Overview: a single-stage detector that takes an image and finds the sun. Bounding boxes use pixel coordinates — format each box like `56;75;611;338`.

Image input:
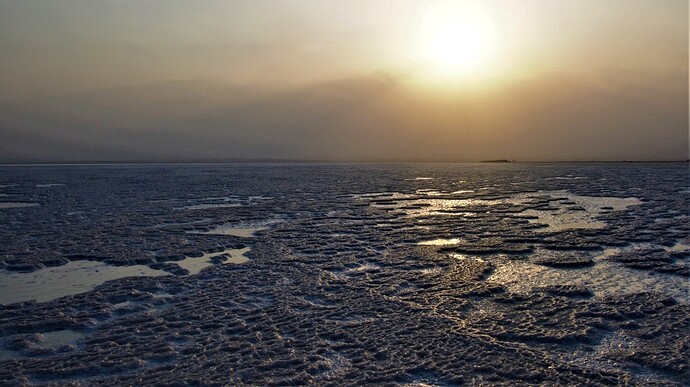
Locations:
418;1;497;77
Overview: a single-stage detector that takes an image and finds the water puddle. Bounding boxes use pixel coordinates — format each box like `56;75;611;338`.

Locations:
593;248;623;260
665;242;690;252
361;193;503;217
0;246;256;305
176;247;251;275
203;220;279;237
0;209;265;304
487;260;688;303
0;330;83;359
418;238;462;246
113;300;133;308
0;261;168;305
449;253;485;262
591;240;688;262
359;190;641;231
514;191;641;232
0;202;39;209
38;330;83;350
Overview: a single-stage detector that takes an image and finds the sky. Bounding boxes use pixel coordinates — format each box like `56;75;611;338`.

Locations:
0;0;687;162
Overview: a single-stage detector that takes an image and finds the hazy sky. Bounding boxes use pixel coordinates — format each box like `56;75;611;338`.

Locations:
0;0;687;162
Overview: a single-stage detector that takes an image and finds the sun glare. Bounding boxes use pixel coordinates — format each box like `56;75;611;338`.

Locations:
418;1;497;78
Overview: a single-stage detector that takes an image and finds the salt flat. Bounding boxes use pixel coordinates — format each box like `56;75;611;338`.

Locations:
0;163;687;385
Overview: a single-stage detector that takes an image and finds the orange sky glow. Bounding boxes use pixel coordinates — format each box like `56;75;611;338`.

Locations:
0;0;687;162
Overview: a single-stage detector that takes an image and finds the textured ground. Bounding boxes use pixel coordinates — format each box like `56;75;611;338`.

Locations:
0;163;688;385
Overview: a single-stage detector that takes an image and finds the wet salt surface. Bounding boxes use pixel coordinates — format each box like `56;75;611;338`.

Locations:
0;163;688;385
175;195;273;211
179;203;244;210
0;202;38;209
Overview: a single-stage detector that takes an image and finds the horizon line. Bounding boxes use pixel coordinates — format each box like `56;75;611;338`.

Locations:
0;159;688;166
